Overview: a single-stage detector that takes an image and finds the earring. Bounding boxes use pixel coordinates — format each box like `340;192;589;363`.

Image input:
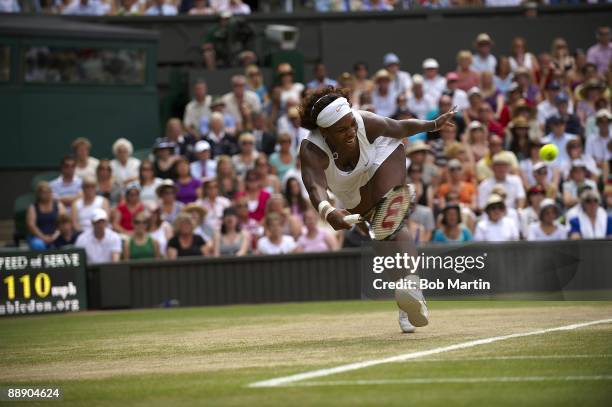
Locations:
332;152;339;160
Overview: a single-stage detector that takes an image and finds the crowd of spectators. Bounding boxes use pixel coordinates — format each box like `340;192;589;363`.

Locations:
0;0;602;15
24;26;611;264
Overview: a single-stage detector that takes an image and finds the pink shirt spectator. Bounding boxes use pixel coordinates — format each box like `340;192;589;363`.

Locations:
586;43;612;75
297;229;331;253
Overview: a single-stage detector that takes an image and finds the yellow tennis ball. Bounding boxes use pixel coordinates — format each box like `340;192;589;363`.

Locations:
539;144;558;161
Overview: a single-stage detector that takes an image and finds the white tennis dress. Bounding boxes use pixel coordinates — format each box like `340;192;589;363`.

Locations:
304;109;403;209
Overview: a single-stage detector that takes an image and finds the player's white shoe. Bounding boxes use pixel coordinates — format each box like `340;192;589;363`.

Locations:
398;309;416;333
395;275;429;328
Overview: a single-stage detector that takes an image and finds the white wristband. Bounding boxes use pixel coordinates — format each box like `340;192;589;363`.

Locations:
318;200;331;216
324;205;336;220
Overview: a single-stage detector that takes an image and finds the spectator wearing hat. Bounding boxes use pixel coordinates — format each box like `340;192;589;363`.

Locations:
190;140;217;180
174;157;201;205
167;213;209;259
405;141;438;185
112;182;145;236
568;190;612;239
464;86;484;124
560;138;599;181
203;112;239;157
199;97;237;136
72;177;110;234
586;26;611;76
478;152;525;210
152;140;179;180
156;179;184;224
383;53;412;97
585;109;612;174
183;79;212;138
182;203;214;243
432;204;473;243
232;132;259;177
276;63;304;109
437;159;477;211
123;211;160;260
475;135;518;182
26;181;66;250
494;56;514;96
222;75;262;132
577;80;606;125
75;208;122;264
453;50;480;92
527;199;566;241
474;194;520;241
72;138;99;180
372;69;397;118
443;72;469;111
562;160;598;208
509;37;539;75
110;138;140;187
307;62;338;90
406;75;435;120
197;178;232;231
532;161;558;201
544;93;582;136
471;33;497;74
421;58;446;103
518;185;545;238
52;214;80;249
50;156;83;208
507;116;533;161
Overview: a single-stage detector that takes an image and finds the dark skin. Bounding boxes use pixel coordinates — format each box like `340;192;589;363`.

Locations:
300;107;456;232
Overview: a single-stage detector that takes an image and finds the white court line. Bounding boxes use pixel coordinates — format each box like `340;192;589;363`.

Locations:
286;375;612;387
248;318;612;388
399;354;612;362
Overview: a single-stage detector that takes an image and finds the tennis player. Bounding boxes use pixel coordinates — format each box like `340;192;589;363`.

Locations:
299;87;456;333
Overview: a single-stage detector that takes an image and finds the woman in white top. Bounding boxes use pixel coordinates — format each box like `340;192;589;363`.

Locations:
277;63;304;109
256;213;296;255
72;137;99;180
138;160;162;205
110;138;141;186
71;177;109;233
474;194;520;242
147;203;174;257
527;199;567;241
509;36;539;74
298;87;454;333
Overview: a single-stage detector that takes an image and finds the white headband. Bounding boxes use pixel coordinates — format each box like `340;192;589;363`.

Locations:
316;97;351;128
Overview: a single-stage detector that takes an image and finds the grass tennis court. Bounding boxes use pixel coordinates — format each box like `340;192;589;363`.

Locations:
1;300;611;406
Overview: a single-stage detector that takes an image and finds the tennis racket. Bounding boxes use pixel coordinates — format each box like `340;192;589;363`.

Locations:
343;184;416;240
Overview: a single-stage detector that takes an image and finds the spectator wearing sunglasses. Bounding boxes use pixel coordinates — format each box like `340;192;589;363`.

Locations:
568;190;612;239
123;211;160;260
474;194;520;242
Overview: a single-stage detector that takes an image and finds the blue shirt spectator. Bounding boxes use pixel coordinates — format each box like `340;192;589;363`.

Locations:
0;0;20;12
145;0;178;15
62;0;108;15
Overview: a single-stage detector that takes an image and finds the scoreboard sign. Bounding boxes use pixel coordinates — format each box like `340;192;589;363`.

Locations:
0;249;87;317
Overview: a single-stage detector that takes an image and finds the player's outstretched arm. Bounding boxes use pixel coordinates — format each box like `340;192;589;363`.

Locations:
361;107;456;141
300;140;351;230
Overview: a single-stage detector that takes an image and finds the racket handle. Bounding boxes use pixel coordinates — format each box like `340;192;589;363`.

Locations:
343;214;362;225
